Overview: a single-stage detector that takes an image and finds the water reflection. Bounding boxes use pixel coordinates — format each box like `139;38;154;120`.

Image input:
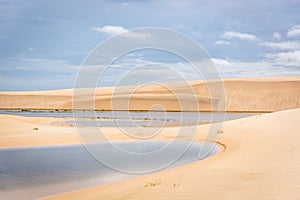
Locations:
0;141;218;199
0;110;256;127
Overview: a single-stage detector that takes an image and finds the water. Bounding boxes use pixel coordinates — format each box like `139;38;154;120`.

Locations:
0;141;218;199
0;110;256;127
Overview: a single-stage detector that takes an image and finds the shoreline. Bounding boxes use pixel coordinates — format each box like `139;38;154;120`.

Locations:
0;109;269;114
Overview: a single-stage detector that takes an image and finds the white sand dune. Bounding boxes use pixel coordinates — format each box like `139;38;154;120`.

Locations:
1;77;300;112
43;108;300;200
1;77;300;199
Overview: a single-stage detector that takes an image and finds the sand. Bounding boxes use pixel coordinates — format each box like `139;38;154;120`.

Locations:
0;77;300;112
1;77;300;199
1;109;300;199
0;115;80;148
0;114;206;148
42;108;300;200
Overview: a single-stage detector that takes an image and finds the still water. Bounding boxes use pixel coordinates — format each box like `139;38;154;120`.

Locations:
0;141;218;199
0;110;256;127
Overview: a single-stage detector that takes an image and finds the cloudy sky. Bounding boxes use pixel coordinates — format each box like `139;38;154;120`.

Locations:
0;0;300;91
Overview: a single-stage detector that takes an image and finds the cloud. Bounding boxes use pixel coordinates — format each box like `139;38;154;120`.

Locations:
266;50;300;67
273;32;281;40
79;59;205;87
287;25;300;38
91;25;128;36
91;25;151;40
215;40;230;45
211;58;231;66
261;41;300;50
220;31;257;41
212;57;300;78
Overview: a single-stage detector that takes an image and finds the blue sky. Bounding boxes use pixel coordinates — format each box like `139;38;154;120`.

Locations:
0;0;300;91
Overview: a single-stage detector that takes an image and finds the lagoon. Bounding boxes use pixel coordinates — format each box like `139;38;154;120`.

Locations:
0;141;218;199
0;110;256;127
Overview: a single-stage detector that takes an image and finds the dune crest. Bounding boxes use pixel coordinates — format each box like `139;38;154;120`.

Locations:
0;77;300;112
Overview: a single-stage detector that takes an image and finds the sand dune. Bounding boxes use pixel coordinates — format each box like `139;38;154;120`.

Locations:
1;77;300;112
1;77;300;199
43;108;300;200
0;115;80;148
1;107;300;199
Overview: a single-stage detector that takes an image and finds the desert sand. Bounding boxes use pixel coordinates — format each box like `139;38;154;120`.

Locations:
1;77;300;199
0;77;300;112
42;108;300;200
0;109;300;199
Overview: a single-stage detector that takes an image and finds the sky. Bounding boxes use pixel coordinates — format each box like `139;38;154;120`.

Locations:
0;0;300;91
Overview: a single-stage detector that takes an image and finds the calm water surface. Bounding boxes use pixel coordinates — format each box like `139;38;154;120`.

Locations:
0;110;256;127
0;141;218;199
0;111;253;198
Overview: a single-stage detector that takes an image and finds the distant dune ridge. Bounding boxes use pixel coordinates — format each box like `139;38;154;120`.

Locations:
0;77;299;112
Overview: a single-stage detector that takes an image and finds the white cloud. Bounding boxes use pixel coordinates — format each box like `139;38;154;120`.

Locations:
91;25;128;36
273;32;281;40
211;58;231;66
211;57;300;78
287;25;300;38
266;50;300;67
220;31;257;41
262;41;300;50
215;40;230;45
91;25;151;40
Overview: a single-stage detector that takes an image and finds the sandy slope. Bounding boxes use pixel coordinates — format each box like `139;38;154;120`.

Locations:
0;115;80;148
0;114;207;148
41;108;300;200
0;77;300;112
